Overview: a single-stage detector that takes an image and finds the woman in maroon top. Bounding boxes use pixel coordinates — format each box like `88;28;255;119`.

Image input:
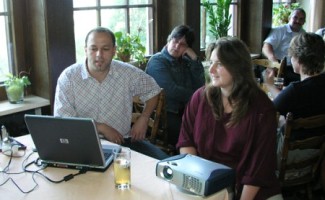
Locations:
176;37;282;200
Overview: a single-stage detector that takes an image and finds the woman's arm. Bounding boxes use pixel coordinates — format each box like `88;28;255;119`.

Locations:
240;185;260;200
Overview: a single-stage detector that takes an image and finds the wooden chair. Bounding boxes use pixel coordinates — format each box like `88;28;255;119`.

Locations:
276;57;286;78
132;89;176;155
278;112;325;199
252;58;281;69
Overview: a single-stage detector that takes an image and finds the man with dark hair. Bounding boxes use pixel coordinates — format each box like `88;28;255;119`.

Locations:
146;25;205;146
262;8;306;86
54;27;168;160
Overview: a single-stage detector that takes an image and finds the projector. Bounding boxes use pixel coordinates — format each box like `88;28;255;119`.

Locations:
156;154;235;197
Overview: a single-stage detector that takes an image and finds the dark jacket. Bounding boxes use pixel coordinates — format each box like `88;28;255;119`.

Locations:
146;47;205;113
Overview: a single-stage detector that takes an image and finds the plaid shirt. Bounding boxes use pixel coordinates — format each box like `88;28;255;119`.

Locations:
54;60;161;137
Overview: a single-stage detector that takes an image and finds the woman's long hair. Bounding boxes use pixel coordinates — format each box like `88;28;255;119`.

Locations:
205;37;259;127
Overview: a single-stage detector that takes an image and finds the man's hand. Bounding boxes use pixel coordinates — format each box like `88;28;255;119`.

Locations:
183;47;198;61
96;122;124;144
130;115;149;141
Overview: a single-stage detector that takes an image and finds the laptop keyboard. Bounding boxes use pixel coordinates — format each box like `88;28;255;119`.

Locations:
104;152;110;160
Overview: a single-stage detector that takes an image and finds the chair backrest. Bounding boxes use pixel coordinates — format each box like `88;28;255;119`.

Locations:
278;112;325;186
252;58;281;69
132;89;175;155
277;57;286;78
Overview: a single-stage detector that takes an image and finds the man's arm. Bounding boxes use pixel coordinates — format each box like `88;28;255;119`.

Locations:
130;93;159;141
262;43;278;62
96;123;125;144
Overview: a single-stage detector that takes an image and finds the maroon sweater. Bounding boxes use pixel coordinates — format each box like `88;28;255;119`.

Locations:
177;87;281;200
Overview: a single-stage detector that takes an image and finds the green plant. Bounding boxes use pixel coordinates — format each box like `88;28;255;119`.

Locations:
4;71;31;103
202;0;232;40
114;31;147;65
272;3;300;27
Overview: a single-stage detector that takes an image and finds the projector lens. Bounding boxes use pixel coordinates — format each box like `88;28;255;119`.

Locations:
163;166;173;180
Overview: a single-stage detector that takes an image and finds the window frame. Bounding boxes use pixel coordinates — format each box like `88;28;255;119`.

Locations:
72;0;154;63
200;0;239;50
0;0;14;83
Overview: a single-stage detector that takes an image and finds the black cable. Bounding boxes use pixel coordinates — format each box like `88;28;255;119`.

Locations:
0;144;26;173
1;148;88;193
0;147;38;193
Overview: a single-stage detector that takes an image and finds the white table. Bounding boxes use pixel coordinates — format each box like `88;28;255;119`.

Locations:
0;135;229;200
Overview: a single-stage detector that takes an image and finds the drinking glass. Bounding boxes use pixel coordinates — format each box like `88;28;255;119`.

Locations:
274;77;284;90
113;147;131;189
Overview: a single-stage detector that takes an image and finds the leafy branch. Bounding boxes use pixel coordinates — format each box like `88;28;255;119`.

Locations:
272;3;300;26
202;0;232;40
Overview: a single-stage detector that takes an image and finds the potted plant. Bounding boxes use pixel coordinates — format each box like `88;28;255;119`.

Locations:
272;2;300;27
114;30;147;66
202;0;232;40
4;71;31;104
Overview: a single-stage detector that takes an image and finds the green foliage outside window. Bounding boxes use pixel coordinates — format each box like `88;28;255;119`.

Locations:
114;30;147;65
202;0;232;40
272;3;300;27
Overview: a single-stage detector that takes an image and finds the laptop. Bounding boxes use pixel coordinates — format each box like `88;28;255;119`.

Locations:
24;114;121;172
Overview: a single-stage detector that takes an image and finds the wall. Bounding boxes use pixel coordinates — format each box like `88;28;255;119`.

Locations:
300;0;325;31
24;0;75;110
155;0;201;54
240;0;272;54
26;0;50;99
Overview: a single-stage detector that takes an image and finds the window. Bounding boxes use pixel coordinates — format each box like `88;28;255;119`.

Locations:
200;0;239;49
73;0;154;63
272;0;299;27
0;0;12;82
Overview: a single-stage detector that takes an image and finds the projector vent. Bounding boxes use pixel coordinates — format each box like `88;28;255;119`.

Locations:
182;174;202;194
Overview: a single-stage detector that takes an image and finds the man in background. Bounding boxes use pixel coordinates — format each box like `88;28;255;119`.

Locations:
146;25;205;147
262;8;306;86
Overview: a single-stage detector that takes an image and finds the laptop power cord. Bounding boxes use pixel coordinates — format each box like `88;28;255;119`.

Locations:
63;169;88;182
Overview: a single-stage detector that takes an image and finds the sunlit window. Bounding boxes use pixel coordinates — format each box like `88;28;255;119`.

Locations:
73;0;154;63
0;0;12;82
200;0;238;49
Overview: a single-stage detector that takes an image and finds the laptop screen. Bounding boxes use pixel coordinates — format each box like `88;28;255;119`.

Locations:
24;114;120;171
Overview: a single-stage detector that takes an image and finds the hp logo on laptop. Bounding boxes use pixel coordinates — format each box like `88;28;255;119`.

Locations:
59;138;69;144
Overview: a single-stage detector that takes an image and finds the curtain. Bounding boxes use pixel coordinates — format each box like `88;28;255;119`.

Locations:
309;0;324;32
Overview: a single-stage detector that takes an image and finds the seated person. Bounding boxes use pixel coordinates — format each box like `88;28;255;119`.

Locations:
263;32;325;167
146;25;205;146
262;8;306;86
54;27;169;160
177;37;282;200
